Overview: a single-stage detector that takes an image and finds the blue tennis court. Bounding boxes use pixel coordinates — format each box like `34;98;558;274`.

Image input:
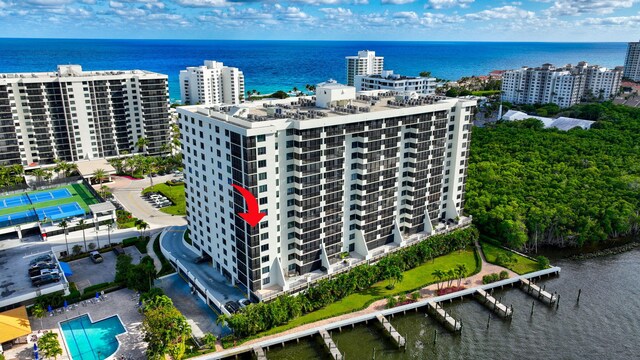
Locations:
28;188;72;204
0;209;38;228
0;194;29;209
36;202;85;221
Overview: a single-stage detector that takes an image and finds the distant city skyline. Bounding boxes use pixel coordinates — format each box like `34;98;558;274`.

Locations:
0;0;639;41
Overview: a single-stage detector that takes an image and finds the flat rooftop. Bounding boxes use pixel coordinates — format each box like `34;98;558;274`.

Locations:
192;92;454;123
0;249;68;308
0;64;164;80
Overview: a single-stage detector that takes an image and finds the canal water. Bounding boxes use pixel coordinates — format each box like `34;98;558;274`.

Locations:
264;248;640;359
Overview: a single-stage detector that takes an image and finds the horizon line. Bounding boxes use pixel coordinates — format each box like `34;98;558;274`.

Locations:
0;37;629;44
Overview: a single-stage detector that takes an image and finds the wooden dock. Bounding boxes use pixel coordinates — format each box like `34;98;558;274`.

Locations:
252;347;267;360
376;314;406;348
475;289;513;318
319;329;343;360
427;302;462;333
520;278;557;305
200;267;561;360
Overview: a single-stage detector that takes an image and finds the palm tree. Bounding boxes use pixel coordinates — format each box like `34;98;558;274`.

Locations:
136;136;149;154
94;220;100;250
43;169;53;183
135;219;149;240
32;304;46;329
432;269;444;290
106;219;114;247
58;220;69;257
66;163;78;177
99;185;109;198
32;168;46;183
77;219;88;252
446;269;455;288
92;168;108;186
54;160;68;179
455;264;467;287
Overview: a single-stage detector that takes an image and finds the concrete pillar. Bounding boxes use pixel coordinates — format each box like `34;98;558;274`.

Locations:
16;226;22;240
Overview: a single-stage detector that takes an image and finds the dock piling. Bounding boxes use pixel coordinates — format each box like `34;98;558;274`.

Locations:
530;300;535;317
577;289;581;304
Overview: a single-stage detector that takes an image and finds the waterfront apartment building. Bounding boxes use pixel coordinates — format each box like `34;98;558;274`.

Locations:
624;40;640;82
178;81;475;299
0;65;171;166
501;62;622;108
354;70;436;95
346;50;384;86
179;60;245;106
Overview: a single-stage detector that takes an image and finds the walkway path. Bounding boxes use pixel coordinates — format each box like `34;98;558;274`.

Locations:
145;229;162;273
238;248;516;348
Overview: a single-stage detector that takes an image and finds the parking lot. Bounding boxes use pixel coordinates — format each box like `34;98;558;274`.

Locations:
0;249;68;308
67;246;143;292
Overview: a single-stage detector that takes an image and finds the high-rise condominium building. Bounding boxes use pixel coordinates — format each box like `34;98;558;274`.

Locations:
355;70;436;95
178;81;475;300
345;50;384;86
0;65;170;166
501;62;622;108
624;40;640;82
179;60;245;106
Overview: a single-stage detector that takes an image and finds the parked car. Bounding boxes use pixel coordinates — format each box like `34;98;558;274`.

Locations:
32;274;61;287
224;301;241;314
89;251;103;264
238;298;251;308
29;262;55;270
30;269;60;279
29;254;52;266
112;246;125;256
28;262;56;276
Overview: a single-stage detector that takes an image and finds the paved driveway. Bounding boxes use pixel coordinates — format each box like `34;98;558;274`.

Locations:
161;226;246;303
67;246;142;292
110;175;187;228
156;273;231;338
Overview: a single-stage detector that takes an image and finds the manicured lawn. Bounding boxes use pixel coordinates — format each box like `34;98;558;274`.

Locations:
142;183;185;215
481;241;541;275
261;249;478;336
0;183;99;217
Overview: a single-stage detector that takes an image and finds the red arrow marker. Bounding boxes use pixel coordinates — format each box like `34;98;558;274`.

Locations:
232;184;266;227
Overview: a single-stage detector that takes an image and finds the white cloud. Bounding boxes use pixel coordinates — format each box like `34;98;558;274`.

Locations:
426;0;474;9
580;14;640;25
393;11;418;19
110;1;124;8
381;0;415;4
23;0;72;6
174;0;228;7
466;5;535;20
544;0;638;16
319;7;353;18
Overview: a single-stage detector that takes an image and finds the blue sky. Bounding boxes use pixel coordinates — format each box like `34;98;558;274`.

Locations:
0;0;639;41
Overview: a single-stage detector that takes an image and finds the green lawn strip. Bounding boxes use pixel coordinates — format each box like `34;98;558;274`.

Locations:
142;183;186;215
480;241;540;275
259;249;478;337
0;183;99;216
152;234;176;277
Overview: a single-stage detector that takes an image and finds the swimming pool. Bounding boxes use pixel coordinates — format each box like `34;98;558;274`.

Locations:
60;314;126;360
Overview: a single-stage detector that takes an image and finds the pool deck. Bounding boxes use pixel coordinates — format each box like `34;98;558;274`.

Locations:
20;288;146;360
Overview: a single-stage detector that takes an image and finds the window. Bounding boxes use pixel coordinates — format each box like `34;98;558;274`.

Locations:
262;266;270;274
261;255;269;263
261;244;269;252
259;185;267;193
258;160;267;168
262;277;270;285
259;173;267;180
258;147;266;155
257;135;266;142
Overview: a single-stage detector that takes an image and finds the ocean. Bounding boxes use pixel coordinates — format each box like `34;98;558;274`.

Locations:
0;39;627;102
